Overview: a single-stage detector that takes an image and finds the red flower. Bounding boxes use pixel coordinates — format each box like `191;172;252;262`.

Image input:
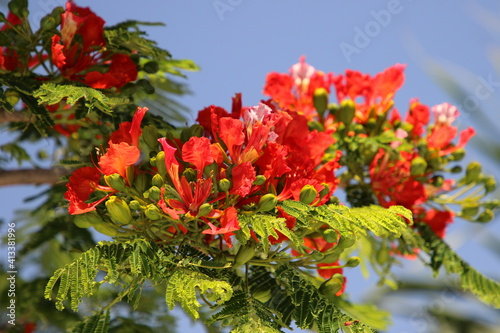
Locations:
64;166;112;214
85;53;138;89
405;99;430;137
98;142;140;179
202;207;240;248
423;209;454;238
229;162;256;197
182;136;214;176
52;1;105;79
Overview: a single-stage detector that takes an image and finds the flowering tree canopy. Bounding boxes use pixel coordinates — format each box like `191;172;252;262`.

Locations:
1;1;499;332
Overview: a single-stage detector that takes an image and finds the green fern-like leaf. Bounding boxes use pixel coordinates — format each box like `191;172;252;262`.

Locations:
418;223;500;308
33;83;128;114
165;270;233;319
237;213;302;254
68;310;110;333
44;239;158;311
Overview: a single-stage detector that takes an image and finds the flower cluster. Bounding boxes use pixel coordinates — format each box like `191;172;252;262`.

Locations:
65;57;494;299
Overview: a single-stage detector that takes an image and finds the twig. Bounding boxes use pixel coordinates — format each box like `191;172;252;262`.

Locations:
0;167;70;186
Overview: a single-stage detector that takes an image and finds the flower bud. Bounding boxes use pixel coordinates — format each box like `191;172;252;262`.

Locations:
252;287;272;303
8;0;28;18
328;103;340;118
319;184;330;199
461;203;479;218
450;166;462;173
483;176;496;193
74;211;103;228
465;162;482;184
432;175;444;188
155;151;168;179
311;251;324;261
339;99;355;125
323;229;338;243
142;125;160;150
253;175;266;186
476;209;494;223
234;244;256;268
134;173;147;194
189;124;205;138
182;168;197;183
152;174;164;188
219;178;231;192
143;61;159;74
319;274;344;299
5;89;20;108
410;156;427;176
344;256;361;267
256;193;278;212
313;88;329;116
143;186;161;201
93;223;120;237
197;203;213;217
144;204;162;220
299;185;318;205
104;173;127;191
106;196;133;225
129;200;141;210
336;235;356;249
137;79;155;94
451;148;465;161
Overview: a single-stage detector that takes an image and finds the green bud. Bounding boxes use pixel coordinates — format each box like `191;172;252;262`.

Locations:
461;203;479;218
144;186;161;201
152;174;164;188
219;178;231;192
410;156;427;176
129;200;141;210
366;118;377;130
137;79;155;94
155;151;168;179
189;124;205;138
311;251;324;261
451;148;465;161
134;173;147;194
144;204;162;220
308;120;324;132
323;229;338;243
93;223;120;237
142;125;160;150
74;211;103;228
339;99;355;125
252;287;272;303
256;193;278;212
484;199;500;210
337;235;356;249
234;244;256;268
476;209;494;223
40;16;57;31
106;196;133;225
319;184;330;199
104;173;127;191
376;246;390;265
197;203;213;217
5;89;20;107
484;176;496;193
432;175;444;188
299;185;318;205
253;175;266;186
344;256;361;268
182;168;197;183
143;61;159;73
319;274;344;299
450;166;462;173
313;87;329;116
465;162;482;184
320;252;341;264
8;0;28;18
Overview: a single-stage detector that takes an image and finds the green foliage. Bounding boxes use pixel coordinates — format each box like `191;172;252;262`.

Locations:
33;83;129;115
418;223;500;308
68;310;111;333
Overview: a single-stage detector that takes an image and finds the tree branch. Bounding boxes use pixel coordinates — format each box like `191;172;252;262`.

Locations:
0;167;71;186
0;109;31;124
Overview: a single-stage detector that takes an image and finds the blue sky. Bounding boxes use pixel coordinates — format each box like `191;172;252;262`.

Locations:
2;0;500;332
